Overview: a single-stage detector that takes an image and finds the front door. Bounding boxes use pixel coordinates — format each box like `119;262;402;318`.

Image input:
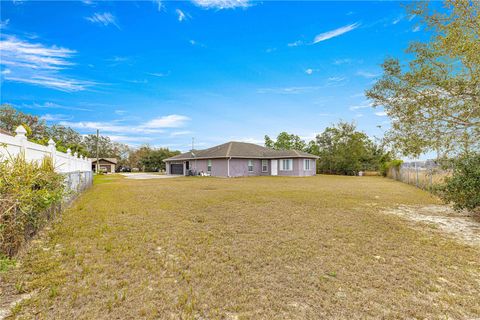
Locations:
271;159;278;176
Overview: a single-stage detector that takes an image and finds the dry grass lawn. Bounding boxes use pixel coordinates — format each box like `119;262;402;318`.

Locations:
1;175;479;319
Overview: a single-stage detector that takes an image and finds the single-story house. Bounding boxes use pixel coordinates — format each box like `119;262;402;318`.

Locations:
163;141;318;177
90;158;117;173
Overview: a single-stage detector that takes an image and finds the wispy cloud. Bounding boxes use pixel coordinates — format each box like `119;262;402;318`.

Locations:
41;113;73;121
147;71;170;77
85;12;120;29
176;9;188;22
412;25;421;32
257;86;324;95
60;121;164;134
305;68;314;75
108;135;153;143
392;15;403;25
22;102;92;112
0;35;93;91
0;19;9;28
313;23;360;44
287;40;303;47
59;114;190;137
349;103;372;111
356;70;380;78
191;0;250;10
170;130;193;137
258;76;346;94
333;58;353;65
143;115;190;128
152;0;163;11
375;111;387;116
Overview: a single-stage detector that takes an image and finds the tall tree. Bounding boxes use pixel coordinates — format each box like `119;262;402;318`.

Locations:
264;132;307;151
0;104;47;140
314;122;386;175
366;0;480;158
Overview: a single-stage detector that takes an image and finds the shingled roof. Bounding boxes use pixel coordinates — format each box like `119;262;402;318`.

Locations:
164;141;319;161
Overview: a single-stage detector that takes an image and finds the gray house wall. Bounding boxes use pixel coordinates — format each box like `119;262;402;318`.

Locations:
166;157;316;177
277;158;316;177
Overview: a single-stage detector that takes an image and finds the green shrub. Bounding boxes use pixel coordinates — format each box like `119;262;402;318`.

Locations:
436;153;480;213
0;154;65;256
380;159;403;177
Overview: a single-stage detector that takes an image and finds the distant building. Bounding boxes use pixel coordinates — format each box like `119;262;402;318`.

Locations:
90;158;117;173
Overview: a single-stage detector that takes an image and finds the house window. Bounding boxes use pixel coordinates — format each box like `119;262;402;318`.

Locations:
304;159;311;170
248;159;254;172
207;160;212;172
262;160;268;172
280;159;293;171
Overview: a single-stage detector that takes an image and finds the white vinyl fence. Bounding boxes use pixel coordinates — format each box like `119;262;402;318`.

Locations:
0;125;93;193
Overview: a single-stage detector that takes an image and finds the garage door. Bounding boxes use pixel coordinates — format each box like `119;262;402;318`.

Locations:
170;164;184;175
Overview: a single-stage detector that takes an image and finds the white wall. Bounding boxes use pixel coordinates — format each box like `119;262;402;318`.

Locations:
0;125;91;173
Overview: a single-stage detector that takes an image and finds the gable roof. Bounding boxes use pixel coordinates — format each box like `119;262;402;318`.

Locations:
89;158;118;164
164;141;319;161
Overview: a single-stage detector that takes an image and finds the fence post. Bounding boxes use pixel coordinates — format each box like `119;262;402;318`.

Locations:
14;125;27;155
48;138;56;166
415;162;419;188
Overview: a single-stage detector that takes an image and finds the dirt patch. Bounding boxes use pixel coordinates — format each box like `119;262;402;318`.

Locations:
385;205;480;246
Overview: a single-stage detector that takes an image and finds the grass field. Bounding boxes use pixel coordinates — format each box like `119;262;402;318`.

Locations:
1;175;479;319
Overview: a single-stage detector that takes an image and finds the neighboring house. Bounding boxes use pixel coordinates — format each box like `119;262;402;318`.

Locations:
163;141;318;177
90;158;117;173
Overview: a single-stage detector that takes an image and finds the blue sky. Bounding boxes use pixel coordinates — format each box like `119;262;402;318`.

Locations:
0;0;433;151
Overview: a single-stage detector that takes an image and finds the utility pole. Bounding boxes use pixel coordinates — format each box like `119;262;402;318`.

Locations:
96;129;99;174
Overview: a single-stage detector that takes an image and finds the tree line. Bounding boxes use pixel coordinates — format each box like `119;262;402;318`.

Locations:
265;122;391;176
0;104;180;171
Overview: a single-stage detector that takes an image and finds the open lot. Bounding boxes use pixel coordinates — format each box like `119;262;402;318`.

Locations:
1;175;479;319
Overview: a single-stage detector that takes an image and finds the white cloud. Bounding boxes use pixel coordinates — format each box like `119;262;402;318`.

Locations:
170;130;193;137
305;68;313;75
412;26;421;32
356;70;379;78
41;114;72;121
85;12;120;29
333;58;352;65
176;9;187;22
108;135;153;143
0;35;92;91
1;69;11;75
287;40;303;47
58;114;190;138
349;103;371;111
114;110;127;115
0;19;9;28
59;121;164;134
23;102;92;112
313;23;360;44
143;115;190;128
148;71;169;77
152;0;163;11
257;86;324;95
375;111;387;116
191;0;250;10
392;15;403;25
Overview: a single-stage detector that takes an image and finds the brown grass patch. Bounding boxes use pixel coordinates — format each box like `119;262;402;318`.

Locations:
1;175;479;319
